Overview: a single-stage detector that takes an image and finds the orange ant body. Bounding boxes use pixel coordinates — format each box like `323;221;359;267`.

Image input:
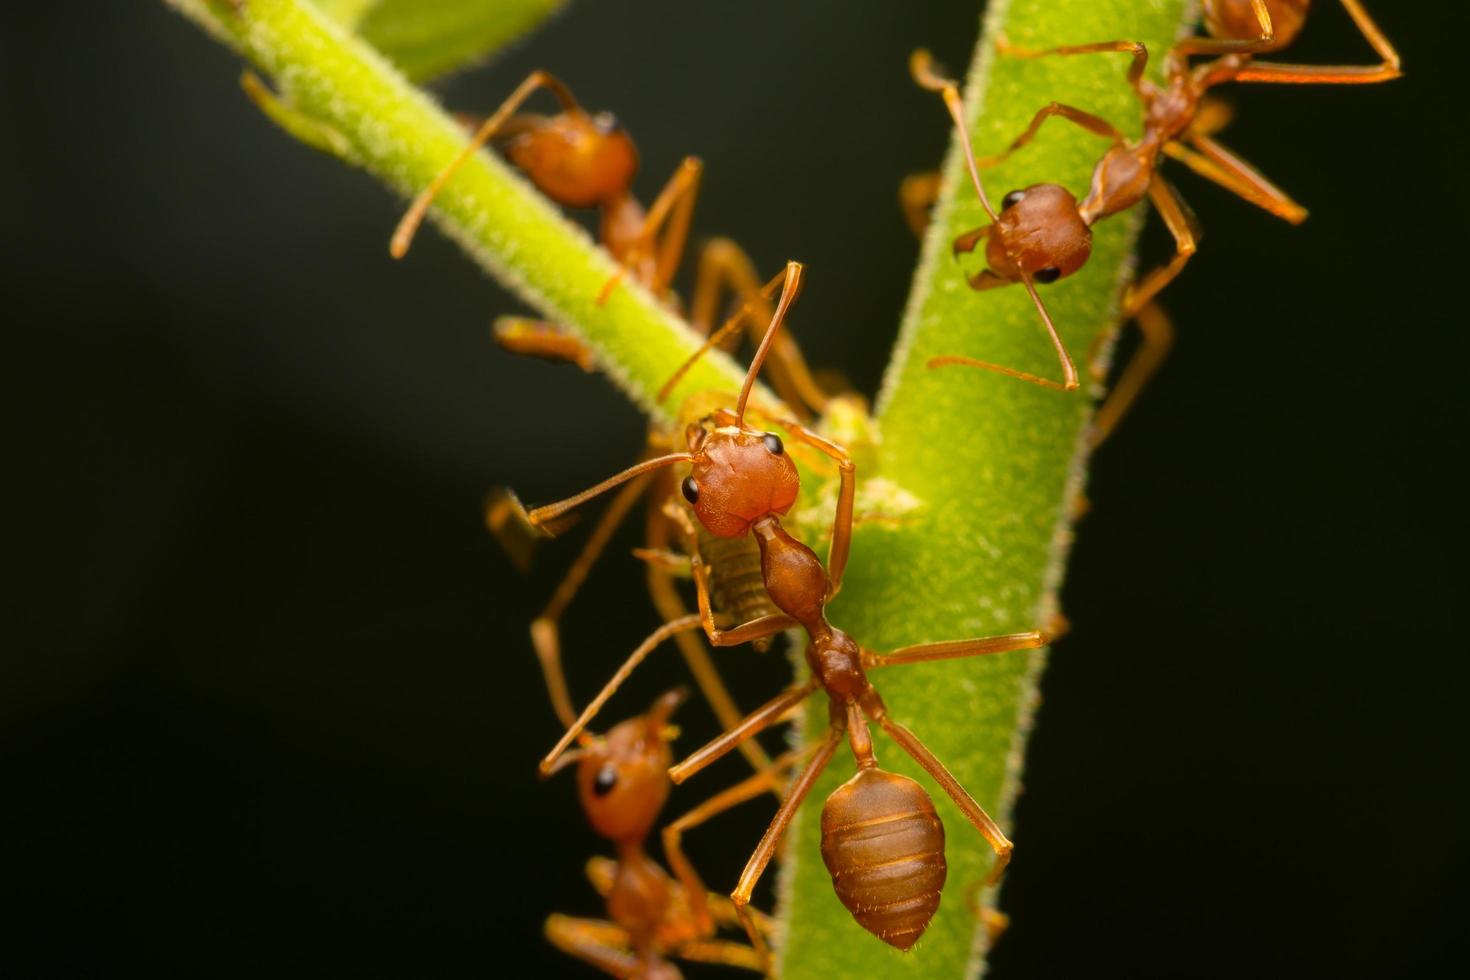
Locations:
542;689;777;979
390;70;829;416
518;262;1054;956
397;68;835;778
911;0;1399;415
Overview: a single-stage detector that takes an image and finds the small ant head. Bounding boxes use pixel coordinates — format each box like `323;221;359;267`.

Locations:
988;184;1093;285
1205;0;1308;49
575;689;684;844
506;110;639;210
681;412;799;538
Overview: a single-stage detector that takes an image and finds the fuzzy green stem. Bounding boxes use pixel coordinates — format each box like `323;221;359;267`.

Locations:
166;0;748;422
777;2;1196;978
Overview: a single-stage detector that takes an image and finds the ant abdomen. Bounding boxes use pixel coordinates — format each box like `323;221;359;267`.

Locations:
698;529;779;652
1206;0;1309;47
820;768;947;951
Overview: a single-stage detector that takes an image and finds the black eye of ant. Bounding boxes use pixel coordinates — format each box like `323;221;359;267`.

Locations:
593;764;618;797
762;433;784;455
681;476;699;504
1002;189;1026;210
1034;267;1062;284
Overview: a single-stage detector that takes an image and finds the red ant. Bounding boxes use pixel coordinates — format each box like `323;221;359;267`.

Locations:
389;70;830;417
909;0;1399;436
517;261;1056;956
542;688;781;979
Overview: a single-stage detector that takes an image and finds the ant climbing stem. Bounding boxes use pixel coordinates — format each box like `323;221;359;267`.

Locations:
391;71;583;259
910;50;1080;393
540;689;780;978
513;257;1059;951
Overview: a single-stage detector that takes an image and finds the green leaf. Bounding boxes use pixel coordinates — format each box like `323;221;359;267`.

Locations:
355;0;568;82
777;1;1195;977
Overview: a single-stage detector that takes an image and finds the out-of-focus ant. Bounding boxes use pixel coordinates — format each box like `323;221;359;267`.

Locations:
389;70;829;416
516;262;1056;958
543;689;780;979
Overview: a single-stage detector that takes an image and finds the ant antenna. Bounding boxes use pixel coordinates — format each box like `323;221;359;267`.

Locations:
390;71;581;259
527;453;694;529
910;50;1079;392
657;302;757;404
656;262;805;410
736;261;805;425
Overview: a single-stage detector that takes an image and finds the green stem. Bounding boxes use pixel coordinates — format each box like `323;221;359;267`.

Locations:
165;0;748;422
778;2;1195;977
170;1;1199;977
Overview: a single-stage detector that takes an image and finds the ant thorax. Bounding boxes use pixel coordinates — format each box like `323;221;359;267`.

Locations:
506;112;638;210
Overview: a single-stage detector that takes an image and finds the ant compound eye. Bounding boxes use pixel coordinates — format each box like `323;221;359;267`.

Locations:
681;476;699;504
593;111;620;133
762;433;784;456
1002;189;1026;210
1034;266;1062;284
593;764;618;797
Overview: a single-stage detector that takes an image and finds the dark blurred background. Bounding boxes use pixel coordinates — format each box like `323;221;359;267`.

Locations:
3;2;1466;977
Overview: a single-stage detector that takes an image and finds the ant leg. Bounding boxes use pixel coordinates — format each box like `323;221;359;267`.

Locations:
640;157;704;299
770;422;855;600
953;224;990;258
1123;176;1199;317
492;317;595;371
1235;0;1401;84
874;714;1014;884
974;102;1123;169
597;158;703;305
689;239;829;419
540;615;704;775
543;915;638;978
645;500;775;776
668;680;820;784
900;171;942;238
1090;300;1175;450
1164;137;1308;224
730;726;845;971
391;70;580;258
663;748;805;933
530;473;652;730
998;38;1151;95
865;629;1048;668
926;355;1075;393
676;940;765;972
1175;1;1283;57
583;855;618;897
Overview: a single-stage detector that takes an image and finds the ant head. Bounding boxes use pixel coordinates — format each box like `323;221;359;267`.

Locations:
575;689;684;844
989;184;1093;285
506;110;638;210
1206;0;1307;48
681;413;799;538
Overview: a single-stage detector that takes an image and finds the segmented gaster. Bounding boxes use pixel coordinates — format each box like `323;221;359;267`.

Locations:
698;526;779;652
820;768;947;951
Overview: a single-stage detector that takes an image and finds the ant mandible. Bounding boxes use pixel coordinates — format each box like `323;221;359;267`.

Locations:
909;0;1399;410
389;70;830;416
542;688;782;979
517;261;1055;955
